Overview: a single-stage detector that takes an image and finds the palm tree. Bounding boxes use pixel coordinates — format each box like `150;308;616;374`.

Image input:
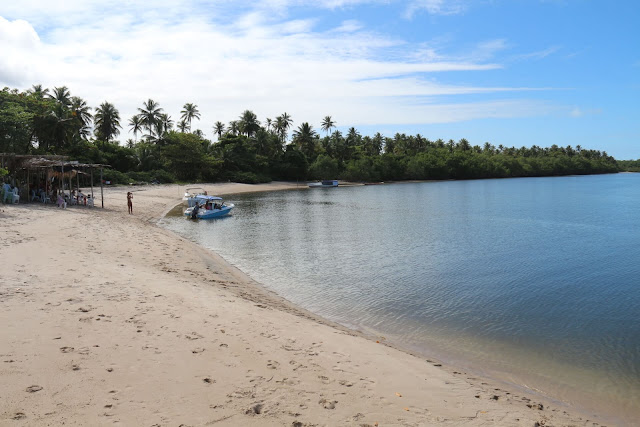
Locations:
137;99;163;138
456;138;471;151
239;110;260;137
228;120;239;136
49;86;72;108
180;103;200;131
159;113;173;133
213;121;225;140
346;127;361;145
177;119;188;133
321;116;335;136
275;112;293;142
70;96;93;140
265;118;273;132
94;102;121;144
28;84;49;99
129;115;143;142
293;122;317;159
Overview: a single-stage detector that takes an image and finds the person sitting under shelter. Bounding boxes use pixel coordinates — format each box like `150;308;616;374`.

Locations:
2;182;11;204
57;193;66;209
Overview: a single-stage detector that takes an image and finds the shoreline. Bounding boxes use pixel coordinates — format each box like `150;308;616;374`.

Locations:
0;182;616;426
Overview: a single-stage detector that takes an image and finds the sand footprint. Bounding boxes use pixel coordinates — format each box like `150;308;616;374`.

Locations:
318;398;337;409
318;375;331;384
267;360;280;369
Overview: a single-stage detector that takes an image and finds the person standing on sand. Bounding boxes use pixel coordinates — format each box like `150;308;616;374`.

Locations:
127;192;133;214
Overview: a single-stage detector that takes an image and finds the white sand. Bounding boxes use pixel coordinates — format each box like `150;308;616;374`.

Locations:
0;183;605;426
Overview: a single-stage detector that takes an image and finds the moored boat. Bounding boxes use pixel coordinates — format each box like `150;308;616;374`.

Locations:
184;195;234;219
308;180;339;188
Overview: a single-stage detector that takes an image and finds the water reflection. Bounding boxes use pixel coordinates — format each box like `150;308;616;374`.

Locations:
160;175;640;421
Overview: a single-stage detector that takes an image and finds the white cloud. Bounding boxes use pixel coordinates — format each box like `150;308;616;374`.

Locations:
0;1;548;139
513;46;561;61
569;107;602;118
405;0;467;18
0;16;41;85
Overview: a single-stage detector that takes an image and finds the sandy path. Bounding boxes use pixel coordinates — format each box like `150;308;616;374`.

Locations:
0;183;605;426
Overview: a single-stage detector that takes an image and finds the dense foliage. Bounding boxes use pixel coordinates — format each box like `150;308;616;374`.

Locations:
1;85;621;184
617;160;640;172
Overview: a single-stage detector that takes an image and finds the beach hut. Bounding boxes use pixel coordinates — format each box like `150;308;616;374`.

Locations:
0;153;109;207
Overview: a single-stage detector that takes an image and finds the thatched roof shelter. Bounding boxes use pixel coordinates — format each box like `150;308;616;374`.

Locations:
1;153;110;207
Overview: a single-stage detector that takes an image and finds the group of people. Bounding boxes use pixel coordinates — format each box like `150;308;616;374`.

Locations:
54;189;94;209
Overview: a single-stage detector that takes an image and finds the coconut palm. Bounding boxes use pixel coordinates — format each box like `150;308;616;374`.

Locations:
94;102;121;144
137;99;163;138
158;113;173;134
177;119;188;133
70;96;93;140
28;84;49;99
180;103;200;131
275;112;293;142
321;116;335;136
129;115;143;142
293;122;317;159
239;110;260;137
228;120;239;136
49;86;72;108
213;121;225;140
346;127;361;146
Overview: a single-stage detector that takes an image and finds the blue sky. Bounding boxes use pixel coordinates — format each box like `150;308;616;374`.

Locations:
1;0;638;158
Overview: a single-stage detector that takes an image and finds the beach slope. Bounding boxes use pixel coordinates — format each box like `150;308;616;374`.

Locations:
1;183;595;426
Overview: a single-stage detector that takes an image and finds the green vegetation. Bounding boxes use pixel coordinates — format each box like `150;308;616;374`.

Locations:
617;159;640;172
0;85;620;184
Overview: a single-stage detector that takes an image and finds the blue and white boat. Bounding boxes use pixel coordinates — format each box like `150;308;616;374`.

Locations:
308;180;339;188
184;195;234;219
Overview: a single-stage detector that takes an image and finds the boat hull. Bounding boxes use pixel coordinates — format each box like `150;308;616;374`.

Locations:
184;204;234;219
308;180;339;188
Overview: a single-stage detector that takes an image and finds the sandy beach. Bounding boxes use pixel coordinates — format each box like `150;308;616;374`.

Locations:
0;183;608;426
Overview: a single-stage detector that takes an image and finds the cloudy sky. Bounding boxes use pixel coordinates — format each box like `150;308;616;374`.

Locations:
1;0;638;157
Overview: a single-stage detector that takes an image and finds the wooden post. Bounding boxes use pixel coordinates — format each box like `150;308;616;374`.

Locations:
100;168;104;208
61;159;65;197
90;167;94;199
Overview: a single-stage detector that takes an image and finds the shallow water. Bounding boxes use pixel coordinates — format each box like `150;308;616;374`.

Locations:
160;174;640;423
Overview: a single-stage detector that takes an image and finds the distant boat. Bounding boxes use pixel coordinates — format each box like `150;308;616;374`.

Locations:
184;195;234;219
308;180;339;188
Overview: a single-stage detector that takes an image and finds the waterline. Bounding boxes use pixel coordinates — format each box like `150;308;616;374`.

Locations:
161;175;640;424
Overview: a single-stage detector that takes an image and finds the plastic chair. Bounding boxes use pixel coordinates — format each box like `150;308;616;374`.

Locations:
12;188;19;204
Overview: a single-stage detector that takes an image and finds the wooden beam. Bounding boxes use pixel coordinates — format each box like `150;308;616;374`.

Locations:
100;168;104;208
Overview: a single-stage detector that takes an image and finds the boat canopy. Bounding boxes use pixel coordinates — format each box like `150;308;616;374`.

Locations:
194;195;223;202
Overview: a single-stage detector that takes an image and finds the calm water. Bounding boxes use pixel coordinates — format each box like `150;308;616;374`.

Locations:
160;174;640;422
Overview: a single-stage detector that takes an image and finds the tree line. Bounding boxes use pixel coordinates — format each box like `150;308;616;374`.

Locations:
0;85;622;184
